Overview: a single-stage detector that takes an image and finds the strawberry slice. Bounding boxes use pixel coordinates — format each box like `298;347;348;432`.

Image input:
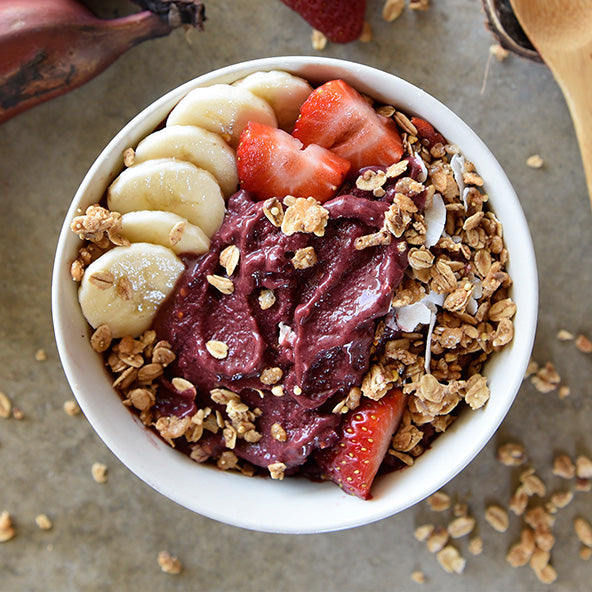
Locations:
410;116;447;148
236;121;350;202
316;388;407;499
280;0;367;43
292;79;404;172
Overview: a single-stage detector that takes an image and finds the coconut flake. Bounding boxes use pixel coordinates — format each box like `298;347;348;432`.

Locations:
423;193;446;248
462;187;472;211
395;301;432;332
394;291;444;333
413;151;428;183
424;309;438;374
470;277;483;300
451;153;466;203
424;290;445;309
466;277;482;315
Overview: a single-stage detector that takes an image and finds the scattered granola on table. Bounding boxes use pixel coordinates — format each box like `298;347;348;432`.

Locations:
0;391;12;419
35;514;53;531
0;511;15;542
157;551;183;575
91;462;108;484
63;399;81;416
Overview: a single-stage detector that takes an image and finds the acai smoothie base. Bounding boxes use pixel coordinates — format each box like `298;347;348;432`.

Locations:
68;71;515;500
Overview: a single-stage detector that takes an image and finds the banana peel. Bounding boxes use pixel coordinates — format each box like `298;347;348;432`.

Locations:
0;0;205;124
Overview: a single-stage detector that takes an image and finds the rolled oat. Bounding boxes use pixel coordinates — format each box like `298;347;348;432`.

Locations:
63;399;81;416
0;392;12;419
552;454;576;479
574;517;592;547
0;511;15;542
35;514;53;531
91;462;108;483
576;455;592;479
485;504;509;532
427;491;451;512
382;0;405;21
157;551;183;574
575;334;592;354
436;545;466;574
497;442;527;466
447;515;475;539
426;525;449;553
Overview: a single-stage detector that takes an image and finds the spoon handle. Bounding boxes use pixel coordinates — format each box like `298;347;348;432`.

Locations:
557;56;592;210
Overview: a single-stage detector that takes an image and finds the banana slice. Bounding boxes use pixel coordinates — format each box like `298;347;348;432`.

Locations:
133;126;239;197
120;210;210;255
79;243;184;338
166;84;277;148
107;158;225;238
233;70;313;132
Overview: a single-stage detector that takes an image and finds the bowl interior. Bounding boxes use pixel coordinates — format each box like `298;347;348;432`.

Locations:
52;56;538;534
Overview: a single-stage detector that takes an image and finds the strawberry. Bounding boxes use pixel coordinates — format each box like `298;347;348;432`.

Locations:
280;0;366;43
316;388;407;499
292;79;404;172
410;116;447;148
236;121;350;202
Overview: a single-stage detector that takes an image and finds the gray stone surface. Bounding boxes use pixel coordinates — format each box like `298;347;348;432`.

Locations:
1;1;591;590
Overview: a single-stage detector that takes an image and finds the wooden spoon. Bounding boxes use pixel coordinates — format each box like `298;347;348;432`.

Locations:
509;0;592;208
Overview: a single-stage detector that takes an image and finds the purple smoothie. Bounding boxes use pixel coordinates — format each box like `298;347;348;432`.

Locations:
153;188;414;470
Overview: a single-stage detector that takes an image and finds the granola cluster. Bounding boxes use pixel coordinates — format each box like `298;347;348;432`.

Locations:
69;205;129;282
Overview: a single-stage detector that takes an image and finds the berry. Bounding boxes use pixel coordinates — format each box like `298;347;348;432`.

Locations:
293;79;404;172
236;121;350;202
411;116;447;148
316;388;407;499
280;0;366;43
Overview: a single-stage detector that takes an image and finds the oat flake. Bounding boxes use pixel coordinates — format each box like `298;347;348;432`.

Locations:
91;462;108;483
157;551;183;574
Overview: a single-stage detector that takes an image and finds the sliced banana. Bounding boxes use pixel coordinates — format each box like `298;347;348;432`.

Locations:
79;243;184;338
120;210;210;255
107;158;225;238
133;126;239;197
233;70;313;132
166;84;277;148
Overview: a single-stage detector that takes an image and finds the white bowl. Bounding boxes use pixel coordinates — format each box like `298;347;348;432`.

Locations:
52;56;538;534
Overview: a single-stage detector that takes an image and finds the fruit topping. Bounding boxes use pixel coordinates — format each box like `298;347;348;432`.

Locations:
233;70;314;132
133;125;239;197
236;121;351;202
107;158;225;238
78;242;185;339
411;116;447;149
280;0;367;43
167;84;277;148
292;79;404;172
316;388;407;499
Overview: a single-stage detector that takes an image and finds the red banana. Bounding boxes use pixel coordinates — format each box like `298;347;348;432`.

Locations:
0;0;204;124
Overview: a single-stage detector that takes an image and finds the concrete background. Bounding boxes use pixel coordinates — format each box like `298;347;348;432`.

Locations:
1;0;591;590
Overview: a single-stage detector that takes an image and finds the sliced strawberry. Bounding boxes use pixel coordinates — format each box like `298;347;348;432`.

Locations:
236;121;350;202
410;116;447;148
316;388;407;499
292;79;404;172
280;0;366;43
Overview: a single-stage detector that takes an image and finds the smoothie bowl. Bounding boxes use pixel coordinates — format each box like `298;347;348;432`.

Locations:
52;56;537;533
